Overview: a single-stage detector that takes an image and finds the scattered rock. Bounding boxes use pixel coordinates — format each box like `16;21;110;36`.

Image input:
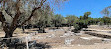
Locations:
64;38;74;45
102;39;111;42
80;37;91;40
74;33;83;36
46;34;55;38
61;31;74;37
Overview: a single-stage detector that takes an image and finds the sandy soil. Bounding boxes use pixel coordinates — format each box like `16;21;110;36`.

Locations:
52;43;111;49
0;25;111;49
31;26;111;49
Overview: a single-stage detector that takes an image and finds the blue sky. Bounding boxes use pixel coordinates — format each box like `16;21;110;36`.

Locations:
54;0;111;18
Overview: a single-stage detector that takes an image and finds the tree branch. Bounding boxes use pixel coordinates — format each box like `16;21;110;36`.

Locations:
5;10;14;19
21;0;47;25
0;12;5;23
11;0;21;26
0;12;7;27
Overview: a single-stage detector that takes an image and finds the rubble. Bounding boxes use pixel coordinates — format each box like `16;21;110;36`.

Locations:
46;34;56;38
60;31;74;37
102;39;111;42
64;38;74;45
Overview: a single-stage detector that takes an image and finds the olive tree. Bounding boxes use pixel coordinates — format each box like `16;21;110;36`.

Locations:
101;6;110;17
66;15;78;26
73;12;91;33
52;14;64;28
0;0;68;38
34;5;54;33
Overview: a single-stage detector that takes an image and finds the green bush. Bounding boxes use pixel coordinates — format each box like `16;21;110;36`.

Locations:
73;20;89;33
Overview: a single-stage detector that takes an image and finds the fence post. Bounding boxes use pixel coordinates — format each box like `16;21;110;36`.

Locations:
26;37;29;49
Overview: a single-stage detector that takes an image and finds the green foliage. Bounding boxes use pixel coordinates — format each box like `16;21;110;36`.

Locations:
35;8;54;27
52;14;64;27
73;23;80;33
73;19;89;32
100;16;111;25
98;21;104;26
66;15;78;26
101;6;111;17
73;11;111;33
62;18;68;24
73;12;91;33
83;12;91;20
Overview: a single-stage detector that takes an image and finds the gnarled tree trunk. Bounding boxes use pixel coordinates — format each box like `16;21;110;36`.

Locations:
5;31;13;38
2;25;17;46
3;24;16;38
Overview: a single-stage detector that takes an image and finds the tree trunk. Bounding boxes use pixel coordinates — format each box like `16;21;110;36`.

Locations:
2;26;16;46
22;26;25;33
5;30;14;38
38;26;46;33
3;26;16;38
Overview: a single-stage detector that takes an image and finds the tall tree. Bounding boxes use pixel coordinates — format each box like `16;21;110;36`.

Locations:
101;6;111;17
34;5;54;33
0;0;68;38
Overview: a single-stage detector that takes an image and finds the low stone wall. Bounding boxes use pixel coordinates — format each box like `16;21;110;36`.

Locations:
85;31;111;39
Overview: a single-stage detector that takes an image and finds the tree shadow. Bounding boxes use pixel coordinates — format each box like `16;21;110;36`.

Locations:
0;38;51;49
31;29;47;33
34;42;51;49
